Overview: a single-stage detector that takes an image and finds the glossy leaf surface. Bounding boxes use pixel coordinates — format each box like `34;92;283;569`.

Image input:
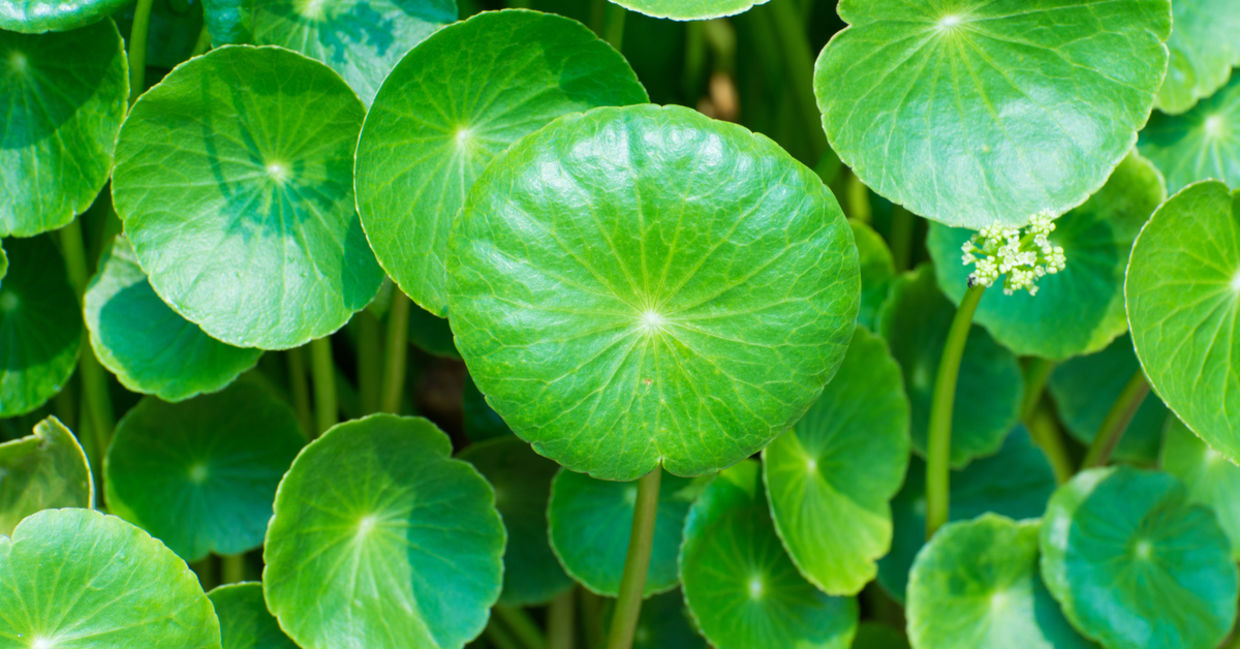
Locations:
1125;181;1240;462
1141;72;1240;192
1041;467;1238;649
85;236;262;401
0;237;82;418
608;0;769;20
449;104;859;480
264;414;504;649
680;461;858;649
112;44;382;350
0;0;131;32
1;20;127;236
105;378;304;561
0;508;221;649
209;582;299;649
927;153;1165;360
0;416;92;536
356;9;647;316
877;265;1022;467
1154;0;1240;114
763;327;910;595
815;0;1171;228
1161;416;1240;559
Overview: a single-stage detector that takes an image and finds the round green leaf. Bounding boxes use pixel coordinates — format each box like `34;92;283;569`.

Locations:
1154;0;1240;114
209;582;298;649
0;243;7;282
548;468;699;597
878;427;1057;603
0;236;82;418
448;104;860;481
908;515;1090;649
815;0;1171;228
680;461;859;649
851;220;896;330
876;264;1022;467
264;414;505;649
1047;333;1168;463
458;435;572;605
0;416;92;536
105;377;305;561
202;0;250;44
85;236;263;401
0;0;131;32
111;44;382;350
1140;72;1240;193
927;153;1166;360
245;0;456;105
1;20;127;237
1040;466;1238;649
0;508;222;649
633;590;706;649
607;0;769;20
763;327;910;595
356;9;648;317
1126;181;1240;462
1161;416;1240;560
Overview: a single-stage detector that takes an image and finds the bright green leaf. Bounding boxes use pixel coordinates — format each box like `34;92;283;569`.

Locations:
608;0;769;20
85;236;262;402
851;220;896;330
1;20;127;237
680;461;858;649
1161;416;1240;560
264;414;505;649
1140;72;1240;193
202;0;250;43
1153;0;1240;114
763;327;910;595
815;0;1172;228
459;435;572;606
0;0;131;32
907;515;1091;649
111;44;382;350
0;236;82;418
877;264;1022;467
104;378;304;561
0;508;222;649
548;467;700;597
1047;333;1168;463
878;427;1057;602
356;9;647;317
1125;181;1240;462
927;153;1165;360
0;416;92;536
209;582;299;649
448;104;860;481
633;590;706;649
1040;466;1238;649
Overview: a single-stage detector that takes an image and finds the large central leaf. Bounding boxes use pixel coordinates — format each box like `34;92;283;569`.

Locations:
448;104;859;481
815;0;1171;228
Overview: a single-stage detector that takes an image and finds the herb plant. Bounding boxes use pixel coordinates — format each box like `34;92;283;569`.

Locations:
3;1;1240;648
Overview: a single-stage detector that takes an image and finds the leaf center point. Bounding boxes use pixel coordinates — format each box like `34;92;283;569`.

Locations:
8;50;26;73
265;161;290;183
935;14;964;32
0;291;18;312
638;310;666;334
1231;269;1240;293
188;463;209;484
747;576;764;599
1205;115;1227;138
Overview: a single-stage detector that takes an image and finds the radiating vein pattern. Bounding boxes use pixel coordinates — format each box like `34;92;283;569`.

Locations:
1141;71;1240;193
448;105;859;481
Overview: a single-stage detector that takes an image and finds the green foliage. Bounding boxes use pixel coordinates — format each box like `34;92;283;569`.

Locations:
209;582;299;649
0;416;92;535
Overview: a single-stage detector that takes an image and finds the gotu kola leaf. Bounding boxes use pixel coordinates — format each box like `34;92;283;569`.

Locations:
815;0;1171;228
111;44;383;350
208;582;298;649
356;8;648;317
263;414;505;649
1161;416;1240;560
0;0;132;33
606;0;770;21
0;508;221;649
1;19;127;237
1140;71;1240;193
1125;181;1240;463
1153;0;1240;115
0;416;92;536
448;104;859;481
85;236;262;402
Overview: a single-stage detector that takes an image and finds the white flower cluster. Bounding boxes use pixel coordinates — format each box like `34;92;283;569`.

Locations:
960;211;1066;296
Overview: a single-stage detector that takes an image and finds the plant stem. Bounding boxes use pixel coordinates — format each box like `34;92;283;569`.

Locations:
580;589;604;649
380;295;412;413
765;0;827;161
604;469;662;649
845;172;871;223
220;553;245;584
494;606;547;649
127;0;157;103
1080;370;1150;470
601;3;626;50
357;310;382;414
286;347;313;435
1019;357;1056;420
925;283;985;539
888;205;914;271
1024;399;1073;484
58;219;114;487
548;589;576;649
309;337;337;436
189;24;212;57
